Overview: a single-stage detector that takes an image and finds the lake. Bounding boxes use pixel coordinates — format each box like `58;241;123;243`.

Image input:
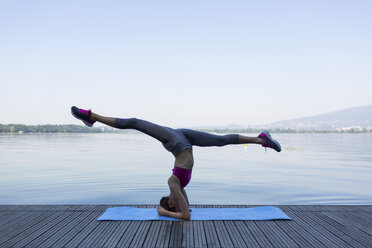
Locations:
0;133;371;205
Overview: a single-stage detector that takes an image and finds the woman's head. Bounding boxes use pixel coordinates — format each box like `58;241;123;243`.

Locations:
160;196;177;212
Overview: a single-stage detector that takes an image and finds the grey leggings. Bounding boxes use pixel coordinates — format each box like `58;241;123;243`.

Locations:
115;118;239;156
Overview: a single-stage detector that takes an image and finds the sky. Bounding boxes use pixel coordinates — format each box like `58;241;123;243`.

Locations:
1;0;371;127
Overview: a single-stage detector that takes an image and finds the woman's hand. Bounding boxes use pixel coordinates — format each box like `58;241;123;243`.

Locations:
157;206;167;216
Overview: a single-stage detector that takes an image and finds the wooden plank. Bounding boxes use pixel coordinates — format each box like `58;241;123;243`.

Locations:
36;211;93;248
89;221;123;248
0;205;371;248
65;204;82;211
0;211;65;247
14;205;49;211
290;205;307;211
40;205;71;211
76;220;121;248
142;221;162;248
339;211;372;230
297;205;313;211
274;205;293;212
8;211;72;247
0;205;19;211
243;221;274;247
63;211;105;248
325;211;372;236
255;220;298;248
52;211;102;247
155;221;173;248
273;218;325;247
300;205;314;211
352;211;372;223
102;221;132;248
232;221;261;248
0;210;14;218
316;205;362;212
303;212;365;248
316;212;372;248
129;221;152;248
0;211;30;230
182;220;194;248
214;221;234;248
292;211;351;248
67;205;97;211
283;205;296;212
260;220;300;248
307;205;326;212
223;221;248;248
142;221;163;248
10;205;31;211
362;205;372;211
343;205;368;212
169;221;183;248
0;210;45;234
0;210;56;245
115;221;142;247
193;221;207;248
289;211;340;248
203;221;220;248
22;212;82;248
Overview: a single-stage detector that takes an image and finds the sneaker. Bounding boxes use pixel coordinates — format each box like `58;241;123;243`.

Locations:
71;106;95;127
258;130;281;152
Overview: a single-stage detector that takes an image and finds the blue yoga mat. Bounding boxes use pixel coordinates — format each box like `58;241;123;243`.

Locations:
97;206;291;221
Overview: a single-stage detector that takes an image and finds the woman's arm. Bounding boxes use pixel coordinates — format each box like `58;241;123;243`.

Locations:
157;175;191;220
181;188;190;206
157;206;190;220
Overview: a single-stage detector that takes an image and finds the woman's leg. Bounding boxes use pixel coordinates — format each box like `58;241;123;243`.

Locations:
91;112;176;144
238;135;263;145
72;107;278;151
179;129;263;147
180;129;280;152
90;113;116;127
71;106;190;155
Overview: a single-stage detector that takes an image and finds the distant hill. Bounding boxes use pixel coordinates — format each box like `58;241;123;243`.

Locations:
2;105;371;133
260;105;372;131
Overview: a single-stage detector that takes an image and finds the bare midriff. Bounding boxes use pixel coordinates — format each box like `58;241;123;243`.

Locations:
174;148;194;170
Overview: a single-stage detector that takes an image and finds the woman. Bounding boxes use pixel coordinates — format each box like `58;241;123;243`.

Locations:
71;106;281;220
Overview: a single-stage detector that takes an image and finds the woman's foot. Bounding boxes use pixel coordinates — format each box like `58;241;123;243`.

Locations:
71;106;96;127
258;130;281;152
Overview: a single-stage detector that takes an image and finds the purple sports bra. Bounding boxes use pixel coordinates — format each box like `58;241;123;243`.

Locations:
172;166;192;189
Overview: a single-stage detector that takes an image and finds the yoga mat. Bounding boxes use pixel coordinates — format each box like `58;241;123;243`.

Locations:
97;206;291;221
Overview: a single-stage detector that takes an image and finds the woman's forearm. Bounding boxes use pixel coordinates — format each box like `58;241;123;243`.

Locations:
162;209;191;220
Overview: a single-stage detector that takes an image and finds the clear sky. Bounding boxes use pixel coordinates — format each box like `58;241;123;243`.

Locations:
1;0;371;127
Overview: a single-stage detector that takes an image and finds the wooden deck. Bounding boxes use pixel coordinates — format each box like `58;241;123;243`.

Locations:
0;205;371;247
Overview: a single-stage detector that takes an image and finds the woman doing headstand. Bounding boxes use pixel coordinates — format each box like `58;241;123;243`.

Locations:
71;106;281;220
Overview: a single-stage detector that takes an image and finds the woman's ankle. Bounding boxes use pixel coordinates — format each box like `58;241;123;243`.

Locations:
90;112;98;122
238;135;263;144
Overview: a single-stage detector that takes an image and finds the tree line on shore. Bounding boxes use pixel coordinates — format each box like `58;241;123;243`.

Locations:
0;124;371;134
0;124;106;133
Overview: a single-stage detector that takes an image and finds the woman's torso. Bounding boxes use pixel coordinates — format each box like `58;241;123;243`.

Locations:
174;148;194;170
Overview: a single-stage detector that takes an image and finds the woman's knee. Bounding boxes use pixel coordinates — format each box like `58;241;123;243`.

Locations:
127;118;139;127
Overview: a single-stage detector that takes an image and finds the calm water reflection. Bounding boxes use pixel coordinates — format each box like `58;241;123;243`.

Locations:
0;133;371;204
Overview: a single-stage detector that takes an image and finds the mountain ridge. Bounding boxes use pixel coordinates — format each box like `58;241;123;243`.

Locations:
260;105;372;131
192;105;372;131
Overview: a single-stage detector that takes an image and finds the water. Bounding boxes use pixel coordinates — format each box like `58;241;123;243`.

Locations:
0;133;371;205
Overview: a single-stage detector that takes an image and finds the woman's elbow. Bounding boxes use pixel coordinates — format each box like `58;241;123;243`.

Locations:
182;213;191;221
